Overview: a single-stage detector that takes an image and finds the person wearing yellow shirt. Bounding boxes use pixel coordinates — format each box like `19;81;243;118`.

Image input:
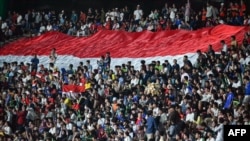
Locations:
64;97;72;108
85;79;92;90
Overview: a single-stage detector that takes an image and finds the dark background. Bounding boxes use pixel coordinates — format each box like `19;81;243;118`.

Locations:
4;0;250;17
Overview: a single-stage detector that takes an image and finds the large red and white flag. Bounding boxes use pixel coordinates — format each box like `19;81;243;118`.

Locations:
0;25;248;70
62;84;85;99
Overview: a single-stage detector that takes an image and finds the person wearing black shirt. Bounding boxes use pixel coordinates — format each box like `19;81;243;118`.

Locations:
87;8;95;23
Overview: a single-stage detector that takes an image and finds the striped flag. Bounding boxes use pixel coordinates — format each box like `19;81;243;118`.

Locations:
0;25;247;71
62;84;85;99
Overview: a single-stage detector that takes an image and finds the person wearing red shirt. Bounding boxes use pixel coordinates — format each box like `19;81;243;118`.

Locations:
97;128;108;140
79;73;86;86
72;100;80;111
230;2;239;17
20;62;27;72
240;0;246;17
219;3;226;20
156;22;163;32
80;11;86;23
32;94;39;104
22;93;30;106
90;21;98;34
16;106;27;132
136;112;143;126
104;18;112;30
0;105;4;121
165;20;172;31
47;95;55;109
12;11;18;24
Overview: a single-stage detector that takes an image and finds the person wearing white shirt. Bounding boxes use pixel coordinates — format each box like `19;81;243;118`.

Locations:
133;5;143;22
185;108;194;122
220;40;227;53
46;22;52;31
212;118;224;141
148;11;154;19
3;122;12;136
239;54;245;65
56;119;62;129
130;75;139;86
109;9;116;21
66;121;73;131
206;3;213;18
49;124;57;135
124;131;132;141
69;110;77;124
120;10;124;22
17;13;23;25
181;72;190;83
112;20;120;30
153;106;159;117
195;132;205;141
1;21;7;31
35;12;42;24
170;4;177;22
77;23;88;37
147;22;154;31
39;23;46;34
185;0;191;22
201;92;212;103
113;8;120;21
232;78;241;89
211;103;219;117
206;132;215;141
97;116;105;126
41;95;47;106
105;10;111;22
136;24;143;32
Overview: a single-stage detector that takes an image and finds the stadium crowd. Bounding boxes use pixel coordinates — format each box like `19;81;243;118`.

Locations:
0;0;250;141
0;0;249;42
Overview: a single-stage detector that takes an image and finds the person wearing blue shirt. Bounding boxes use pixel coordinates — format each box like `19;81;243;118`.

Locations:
30;54;39;71
146;110;157;141
223;86;234;110
243;76;250;106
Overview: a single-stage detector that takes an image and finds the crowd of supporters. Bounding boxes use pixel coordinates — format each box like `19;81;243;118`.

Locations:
0;0;249;41
0;0;250;141
2;30;250;141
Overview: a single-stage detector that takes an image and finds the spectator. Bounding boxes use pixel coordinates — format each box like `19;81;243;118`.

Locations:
133;5;143;24
146;110;157;141
31;54;39;71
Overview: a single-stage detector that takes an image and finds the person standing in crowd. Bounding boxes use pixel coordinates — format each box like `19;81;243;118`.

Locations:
206;2;214;20
184;0;191;23
104;52;111;70
31;54;39;72
71;10;78;24
133;5;143;24
243;76;250;107
212;118;224;141
223;86;234;111
146;110;157;141
49;48;57;64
